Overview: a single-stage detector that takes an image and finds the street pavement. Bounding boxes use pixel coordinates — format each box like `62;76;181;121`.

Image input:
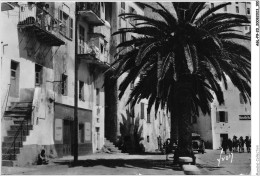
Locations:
195;149;251;175
1;153;184;175
1;149;251;175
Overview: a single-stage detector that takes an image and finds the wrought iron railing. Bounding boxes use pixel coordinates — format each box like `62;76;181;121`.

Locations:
3;107;33;160
1;84;11;118
78;2;101;18
18;4;59;32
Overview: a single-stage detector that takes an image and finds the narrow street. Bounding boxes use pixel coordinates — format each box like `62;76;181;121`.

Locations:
1;149;251;175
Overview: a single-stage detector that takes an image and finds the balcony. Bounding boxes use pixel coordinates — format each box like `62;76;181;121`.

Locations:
77;33;110;69
17;4;65;46
78;2;105;26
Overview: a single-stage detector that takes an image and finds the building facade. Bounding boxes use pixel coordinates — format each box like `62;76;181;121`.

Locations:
1;2;171;167
103;2;171;153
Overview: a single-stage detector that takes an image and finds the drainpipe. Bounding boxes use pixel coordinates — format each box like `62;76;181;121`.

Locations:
74;3;79;164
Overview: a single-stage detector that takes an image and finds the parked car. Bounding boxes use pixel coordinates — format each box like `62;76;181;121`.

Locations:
192;133;205;154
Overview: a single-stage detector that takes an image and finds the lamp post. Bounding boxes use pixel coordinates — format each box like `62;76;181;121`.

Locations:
73;3;79;164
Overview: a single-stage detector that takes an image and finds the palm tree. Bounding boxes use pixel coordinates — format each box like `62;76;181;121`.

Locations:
110;2;251;162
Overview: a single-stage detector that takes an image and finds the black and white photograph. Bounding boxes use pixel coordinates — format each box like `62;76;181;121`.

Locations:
0;1;259;175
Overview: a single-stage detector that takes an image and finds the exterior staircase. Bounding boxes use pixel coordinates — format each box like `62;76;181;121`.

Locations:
103;138;122;154
2;102;33;167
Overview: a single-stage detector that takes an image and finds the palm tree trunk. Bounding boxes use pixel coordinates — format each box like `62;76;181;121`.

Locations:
174;96;195;163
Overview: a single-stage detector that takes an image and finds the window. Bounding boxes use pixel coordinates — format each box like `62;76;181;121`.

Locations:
216;111;228;123
129;7;137;26
69;18;73;39
147;135;150;143
61;74;68;96
236;6;239;13
147;110;151;123
58;9;73;40
120;33;126;43
239;93;245;104
79;81;84;101
235;2;238;4
141;103;144;119
35;64;42;85
79;124;84;143
121;2;125;11
245;26;248;30
11;61;19;79
247;8;250;15
211;3;214;8
121;2;126;20
100;44;104;54
79;25;85;54
101;2;105;12
96;88;100;106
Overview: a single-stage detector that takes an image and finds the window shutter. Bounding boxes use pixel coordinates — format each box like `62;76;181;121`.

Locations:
58;9;62;33
59;74;63;94
61;74;67;96
216;111;220;123
69;17;73;39
40;69;43;85
225;112;228;123
141;103;144;119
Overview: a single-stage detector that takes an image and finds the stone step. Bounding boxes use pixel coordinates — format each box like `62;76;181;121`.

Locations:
2;160;15;167
10;102;32;107
4;136;26;142
2;154;17;160
5;109;29;113
4;114;28;118
13;120;30;125
2;141;23;148
182;165;201;175
2;147;20;154
7;130;30;137
10;125;33;130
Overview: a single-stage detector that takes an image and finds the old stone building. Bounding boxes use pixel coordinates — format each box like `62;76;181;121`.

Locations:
1;2;171;167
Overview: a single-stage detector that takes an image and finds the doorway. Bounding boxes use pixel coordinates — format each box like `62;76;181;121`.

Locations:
10;61;20;97
63;120;73;156
220;133;228;145
96;127;100;151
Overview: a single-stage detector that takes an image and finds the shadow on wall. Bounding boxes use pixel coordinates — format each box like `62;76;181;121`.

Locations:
117;110;143;154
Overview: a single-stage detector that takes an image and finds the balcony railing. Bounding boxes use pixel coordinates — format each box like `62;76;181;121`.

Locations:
78;2;105;26
18;4;65;46
78;34;110;68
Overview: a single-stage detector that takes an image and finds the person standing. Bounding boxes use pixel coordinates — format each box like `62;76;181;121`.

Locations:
164;138;171;160
222;138;228;154
245;136;251;153
227;138;233;154
232;136;238;152
239;136;245;153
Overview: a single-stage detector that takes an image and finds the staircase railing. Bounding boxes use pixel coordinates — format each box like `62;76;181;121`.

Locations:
4;107;32;160
1;84;11;118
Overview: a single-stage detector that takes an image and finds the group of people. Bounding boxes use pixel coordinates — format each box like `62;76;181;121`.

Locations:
222;135;251;154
